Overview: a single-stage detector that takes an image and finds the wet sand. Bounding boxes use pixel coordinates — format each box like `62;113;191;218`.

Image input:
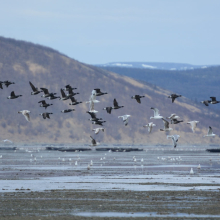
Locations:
0;145;220;219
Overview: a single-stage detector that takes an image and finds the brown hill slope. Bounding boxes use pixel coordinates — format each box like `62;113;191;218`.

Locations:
0;37;219;145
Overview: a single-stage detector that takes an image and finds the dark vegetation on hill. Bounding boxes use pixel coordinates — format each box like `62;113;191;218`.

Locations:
0;37;219;144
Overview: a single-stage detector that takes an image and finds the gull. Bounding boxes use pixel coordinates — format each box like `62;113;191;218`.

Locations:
89;100;98;113
90;136;100;147
150;108;163;119
141;158;144;163
2;139;13;143
86;90;99;103
143;122;156;133
190;168;194;175
197;164;201;169
87;164;90;170
92;128;105;134
131;95;145;104
201;100;211;106
7;91;22;99
167;135;180;148
204;126;216;137
38;100;53;109
93;88;108;96
69;96;82;106
210;97;220;104
29;81;42;95
118;115;131;126
90;160;93;166
160;118;173;131
168;94;182;103
187;121;199;133
75;161;78;166
3;81;15;87
39;112;53;119
18;110;31;122
61;109;75;113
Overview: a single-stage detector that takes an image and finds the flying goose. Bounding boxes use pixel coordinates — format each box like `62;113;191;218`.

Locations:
143;122;156;133
166;113;180;120
118;115;131;126
160;118;173;131
92;128;105;134
90;136;99;146
47;93;60;100
201;100;211;106
171;118;183;124
167;135;180;148
29;81;42;95
103;106;112;114
69;96;82;105
7;91;22;99
92;121;106;126
0;81;3;89
67;89;79;98
59;89;69;101
131;95;145;103
3;81;15;87
64;84;77;91
93;88;108;96
150;107;163;119
40;88;56;98
204;126;216;137
210;97;220;104
39;112;53;119
38;100;53;109
168;94;182;103
113;99;124;109
18;110;31;122
187;121;199;133
86;111;102;121
61;109;75;113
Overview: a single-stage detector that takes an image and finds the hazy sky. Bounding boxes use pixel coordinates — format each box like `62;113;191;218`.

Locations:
0;0;220;65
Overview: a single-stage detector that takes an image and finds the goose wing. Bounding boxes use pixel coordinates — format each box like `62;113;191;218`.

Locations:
135;96;141;103
42;113;47;119
23;111;30;122
87;111;96;119
210;97;216;102
11;91;15;96
60;89;66;98
94;88;101;93
0;82;3;89
113;99;119;107
106;107;112;114
38;100;46;104
208;126;213;135
90;136;96;145
70;96;77;102
29;81;36;92
40;88;49;95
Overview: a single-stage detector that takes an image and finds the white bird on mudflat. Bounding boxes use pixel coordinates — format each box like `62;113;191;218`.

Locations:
143;122;156;133
118;115;131;126
190;168;194;174
187;121;199;133
197;164;201;169
150;108;163;119
204;126;216;137
167;135;180;148
92;128;105;135
160;118;173;131
87;164;90;170
18;110;31;122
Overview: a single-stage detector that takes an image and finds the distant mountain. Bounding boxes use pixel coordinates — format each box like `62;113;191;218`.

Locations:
95;62;217;70
0;36;219;145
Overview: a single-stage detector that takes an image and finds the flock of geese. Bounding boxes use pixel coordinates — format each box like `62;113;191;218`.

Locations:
0;79;218;148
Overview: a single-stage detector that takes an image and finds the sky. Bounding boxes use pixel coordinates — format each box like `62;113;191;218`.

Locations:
0;0;220;65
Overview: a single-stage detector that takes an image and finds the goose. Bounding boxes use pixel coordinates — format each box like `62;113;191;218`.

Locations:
92;128;105;134
150;107;163;119
113;99;124;110
167;135;180;148
64;84;77;91
90;136;99;147
160;118;173;131
131;95;145;103
118;115;131;126
201;100;211;106
168;94;182;103
29;81;42;95
69;96;82;105
3;81;15;87
38;100;53;109
86;111;102;121
47;94;60;100
61;109;75;113
204;126;216;137
0;81;3;89
92;121;106;126
171;118;183;124
210;97;220;104
59;89;69;101
18;110;31;122
7;91;22;99
67;89;79;98
103;106;112;114
93;88;108;96
39;112;53;119
40;88;56;98
187;121;199;133
143;122;156;133
89;100;98;113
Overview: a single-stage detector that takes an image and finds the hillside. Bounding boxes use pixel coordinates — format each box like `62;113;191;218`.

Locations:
98;66;220;111
0;36;219;145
